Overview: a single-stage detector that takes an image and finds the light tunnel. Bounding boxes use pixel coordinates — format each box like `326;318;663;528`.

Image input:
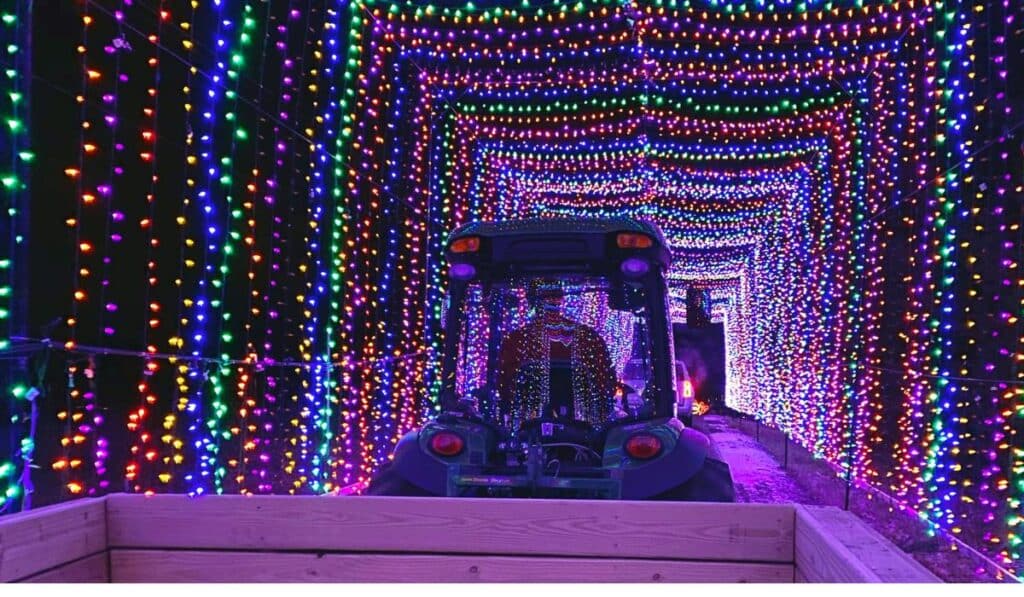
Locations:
0;0;1021;580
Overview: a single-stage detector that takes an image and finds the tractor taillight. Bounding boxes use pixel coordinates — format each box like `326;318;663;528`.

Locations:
624;434;662;460
450;236;481;253
616;232;653;249
429;432;465;457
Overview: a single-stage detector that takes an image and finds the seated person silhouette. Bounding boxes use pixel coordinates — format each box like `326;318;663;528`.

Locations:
497;279;615;424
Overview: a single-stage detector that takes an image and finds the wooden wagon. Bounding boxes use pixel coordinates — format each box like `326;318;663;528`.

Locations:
0;494;939;583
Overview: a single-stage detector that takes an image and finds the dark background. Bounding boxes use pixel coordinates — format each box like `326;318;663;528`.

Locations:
674;322;726;406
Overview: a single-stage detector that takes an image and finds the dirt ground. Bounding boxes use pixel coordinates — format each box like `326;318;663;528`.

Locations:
697;414;1018;584
701;415;814;504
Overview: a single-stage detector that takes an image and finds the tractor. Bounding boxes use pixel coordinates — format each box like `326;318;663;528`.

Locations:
367;217;734;501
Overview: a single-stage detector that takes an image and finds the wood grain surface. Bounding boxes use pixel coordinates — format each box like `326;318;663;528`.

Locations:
110;549;794;583
20;552;109;583
795;566;808;583
795;505;938;583
0;498;107;582
795;504;878;582
106;494;795;563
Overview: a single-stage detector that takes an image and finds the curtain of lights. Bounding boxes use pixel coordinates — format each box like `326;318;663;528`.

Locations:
1;0;1022;575
0;0;31;513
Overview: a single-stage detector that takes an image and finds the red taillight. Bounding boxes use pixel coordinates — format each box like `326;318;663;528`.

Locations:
450;236;480;253
624;434;662;460
429;432;465;457
682;380;693;399
616;232;653;249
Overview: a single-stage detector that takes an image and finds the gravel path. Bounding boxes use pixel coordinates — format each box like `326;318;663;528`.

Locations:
699;414;813;504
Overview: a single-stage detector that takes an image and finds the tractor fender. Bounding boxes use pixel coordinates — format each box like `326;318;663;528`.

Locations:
391;430;448;496
620;427;709;499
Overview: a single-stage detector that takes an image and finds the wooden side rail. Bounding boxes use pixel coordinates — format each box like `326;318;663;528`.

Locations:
0;498;108;582
794;505;940;583
106;494;794;561
0;495;943;582
109;550;792;583
106;494;796;583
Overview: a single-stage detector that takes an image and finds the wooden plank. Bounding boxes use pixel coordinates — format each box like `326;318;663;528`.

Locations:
107;494;794;563
799;506;939;583
794;566;808;583
110;549;794;583
20;552;109;583
795;505;879;582
795;505;941;583
0;498;107;582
